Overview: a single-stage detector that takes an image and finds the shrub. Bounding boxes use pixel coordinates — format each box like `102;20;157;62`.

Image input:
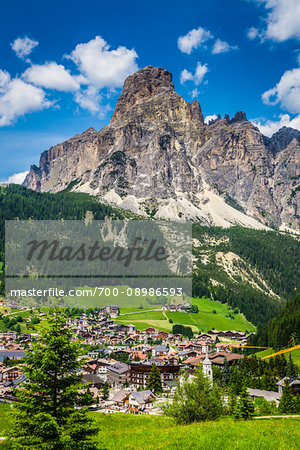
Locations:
163;365;224;423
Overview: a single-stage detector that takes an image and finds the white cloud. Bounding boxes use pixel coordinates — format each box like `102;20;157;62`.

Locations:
1;35;138;124
247;27;260;40
249;0;300;42
6;171;29;184
195;62;209;84
212;39;238;54
23;62;81;92
252;113;300;137
180;69;194;84
180;62;209;86
191;88;199;98
64;36;138;114
74;85;102;114
178;27;213;54
0;78;51;126
0;70;11;93
11;36;38;59
262;67;300;114
67;36;138;90
204;114;218;124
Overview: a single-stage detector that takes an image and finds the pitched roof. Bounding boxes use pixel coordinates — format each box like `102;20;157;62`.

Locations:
82;373;104;385
153;345;168;352
111;389;130;403
277;377;300;387
110;362;130;374
247;388;281;402
184;356;202;367
129;390;155;404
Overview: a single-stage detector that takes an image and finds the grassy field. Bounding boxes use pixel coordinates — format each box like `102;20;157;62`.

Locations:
254;348;300;366
91;414;300;450
62;286;190;310
116;297;255;333
0;308;42;333
0;405;299;449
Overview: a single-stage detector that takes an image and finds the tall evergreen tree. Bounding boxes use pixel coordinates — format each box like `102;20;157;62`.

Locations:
233;386;255;420
278;379;295;414
286;354;298;378
8;308;98;449
102;382;110;400
229;366;245;395
227;385;237;416
293;393;300;414
222;357;231;386
147;364;162;394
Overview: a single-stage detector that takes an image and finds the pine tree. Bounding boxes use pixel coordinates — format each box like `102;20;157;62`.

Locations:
227;385;237;416
146;364;162;393
278;379;295;414
229;367;245;395
233;385;255;419
286;354;298;378
102;382;110;400
8;308;98;449
293;393;300;414
274;355;287;378
222;357;231;386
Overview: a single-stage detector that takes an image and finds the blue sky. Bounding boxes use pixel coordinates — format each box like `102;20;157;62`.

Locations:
1;0;300;182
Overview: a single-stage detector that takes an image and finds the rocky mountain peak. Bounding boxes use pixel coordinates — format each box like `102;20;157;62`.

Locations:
189;100;204;123
264;126;300;155
23;65;299;231
111;65;175;122
231;111;247;123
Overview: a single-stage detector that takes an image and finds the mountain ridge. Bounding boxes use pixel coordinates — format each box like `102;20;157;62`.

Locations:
23;65;300;231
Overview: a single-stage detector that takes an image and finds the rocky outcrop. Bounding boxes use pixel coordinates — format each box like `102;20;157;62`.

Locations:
264;126;300;155
23;66;300;231
111;66;175;123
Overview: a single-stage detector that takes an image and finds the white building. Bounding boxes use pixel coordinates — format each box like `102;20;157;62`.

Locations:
202;353;213;381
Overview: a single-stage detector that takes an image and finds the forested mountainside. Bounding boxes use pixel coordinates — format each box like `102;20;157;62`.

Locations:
0;184;128;295
250;293;300;348
192;225;300;326
1;185;299;328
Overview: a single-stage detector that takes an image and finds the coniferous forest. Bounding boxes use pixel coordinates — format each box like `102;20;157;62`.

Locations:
0;185;299;334
250;293;300;348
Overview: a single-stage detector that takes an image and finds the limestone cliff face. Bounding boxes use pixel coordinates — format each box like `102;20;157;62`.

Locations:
24;66;299;231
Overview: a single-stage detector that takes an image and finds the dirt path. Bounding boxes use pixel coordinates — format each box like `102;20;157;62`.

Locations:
162;310;168;321
254;415;300;419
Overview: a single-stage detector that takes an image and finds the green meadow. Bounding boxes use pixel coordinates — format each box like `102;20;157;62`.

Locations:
0;405;299;449
91;414;300;450
116;297;255;333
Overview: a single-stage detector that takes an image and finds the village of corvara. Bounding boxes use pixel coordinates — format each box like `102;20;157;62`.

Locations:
0;292;299;448
1;0;300;448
